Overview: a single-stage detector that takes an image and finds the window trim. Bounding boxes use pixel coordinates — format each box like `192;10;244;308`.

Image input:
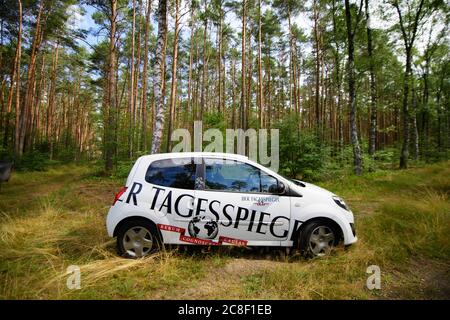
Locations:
200;157;284;195
144;157;197;190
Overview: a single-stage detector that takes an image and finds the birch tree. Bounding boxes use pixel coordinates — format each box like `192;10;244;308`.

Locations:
151;0;168;154
344;0;364;174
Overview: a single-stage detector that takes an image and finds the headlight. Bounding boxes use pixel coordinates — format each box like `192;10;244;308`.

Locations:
333;196;349;211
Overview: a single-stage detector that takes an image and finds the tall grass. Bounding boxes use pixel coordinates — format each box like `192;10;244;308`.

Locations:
0;162;449;299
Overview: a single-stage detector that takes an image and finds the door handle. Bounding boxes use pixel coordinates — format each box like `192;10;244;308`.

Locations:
294;203;301;207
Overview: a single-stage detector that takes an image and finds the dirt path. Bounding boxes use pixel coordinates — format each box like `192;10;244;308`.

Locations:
384;259;450;299
165;257;287;299
0;169;76;213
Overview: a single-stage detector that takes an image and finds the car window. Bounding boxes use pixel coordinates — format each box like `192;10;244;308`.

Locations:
145;158;196;189
260;172;279;193
204;158;277;193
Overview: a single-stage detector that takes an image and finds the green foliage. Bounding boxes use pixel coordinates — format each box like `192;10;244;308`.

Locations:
202;112;227;132
0;145;14;162
16;151;55;172
362;153;376;172
114;160;135;179
0;0;448;179
57;148;77;163
374;148;397;163
201;112;228;150
276;114;328;180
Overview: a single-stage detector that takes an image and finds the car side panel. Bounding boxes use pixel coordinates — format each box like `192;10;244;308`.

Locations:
286;203;357;246
108;155;356;247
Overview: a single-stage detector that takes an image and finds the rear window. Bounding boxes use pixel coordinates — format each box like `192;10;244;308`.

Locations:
145;158;196;189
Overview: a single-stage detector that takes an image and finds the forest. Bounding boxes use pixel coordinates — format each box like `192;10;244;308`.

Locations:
0;0;450;300
0;0;449;177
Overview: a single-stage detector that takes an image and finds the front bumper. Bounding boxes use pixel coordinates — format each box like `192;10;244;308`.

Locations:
342;221;358;245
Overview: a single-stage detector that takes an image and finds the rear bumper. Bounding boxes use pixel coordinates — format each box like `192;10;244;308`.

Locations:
106;206;117;237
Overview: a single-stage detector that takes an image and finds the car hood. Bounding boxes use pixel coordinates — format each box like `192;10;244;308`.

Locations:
288;179;335;198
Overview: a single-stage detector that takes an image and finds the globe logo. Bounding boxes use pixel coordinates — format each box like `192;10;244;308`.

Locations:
188;215;219;240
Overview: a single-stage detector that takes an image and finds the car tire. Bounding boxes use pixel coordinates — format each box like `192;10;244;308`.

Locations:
298;220;339;258
117;219;161;258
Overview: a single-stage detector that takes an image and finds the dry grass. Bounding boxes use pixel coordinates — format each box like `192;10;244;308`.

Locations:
0;162;449;299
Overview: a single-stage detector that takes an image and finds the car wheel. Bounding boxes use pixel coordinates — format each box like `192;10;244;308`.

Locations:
299;220;338;257
117;219;161;258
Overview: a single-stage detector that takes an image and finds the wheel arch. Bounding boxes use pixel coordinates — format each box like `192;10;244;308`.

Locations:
113;216;163;241
293;216;344;248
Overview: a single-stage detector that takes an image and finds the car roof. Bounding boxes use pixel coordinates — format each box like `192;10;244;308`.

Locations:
138;152;249;162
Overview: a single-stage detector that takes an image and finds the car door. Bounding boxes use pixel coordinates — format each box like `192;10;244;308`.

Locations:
194;157;291;243
142;157;198;234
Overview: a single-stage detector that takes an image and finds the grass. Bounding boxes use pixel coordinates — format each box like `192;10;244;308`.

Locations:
0;162;449;299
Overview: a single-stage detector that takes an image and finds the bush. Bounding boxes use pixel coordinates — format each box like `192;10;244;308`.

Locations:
16;151;54;171
362;153;377;172
57;148;77;162
114;160;135;179
202;112;227;132
374;148;396;163
275;114;328;180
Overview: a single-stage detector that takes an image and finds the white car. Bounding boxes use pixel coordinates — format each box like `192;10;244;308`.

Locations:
106;152;357;258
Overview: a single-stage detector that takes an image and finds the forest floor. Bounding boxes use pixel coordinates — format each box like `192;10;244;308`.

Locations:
0;162;449;299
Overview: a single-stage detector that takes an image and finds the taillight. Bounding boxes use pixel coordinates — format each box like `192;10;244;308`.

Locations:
113;186;128;206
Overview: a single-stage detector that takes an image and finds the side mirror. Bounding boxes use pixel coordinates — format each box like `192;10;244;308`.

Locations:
277;182;286;194
269;181;285;194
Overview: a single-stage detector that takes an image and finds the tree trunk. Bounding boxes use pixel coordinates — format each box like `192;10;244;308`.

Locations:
47;42;59;159
150;0;168;154
105;0;118;172
240;0;247;130
3;0;22;149
345;0;363;175
411;86;419;160
187;10;195;125
134;3;142;152
166;0;180;152
366;0;377;156
141;0;152;151
128;0;136;159
231;57;236;129
332;0;343;156
246;34;252;127
220;13;226;116
258;0;264;128
16;0;44;158
200;0;208;119
288;9;299;116
399;51;411;169
313;0;321;139
421;53;430;158
267;44;272;128
393;0;425;168
218;6;223;114
436;73;444;151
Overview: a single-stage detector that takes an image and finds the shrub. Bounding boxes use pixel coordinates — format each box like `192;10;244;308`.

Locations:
114;161;135;179
17;151;53;171
275;114;328;180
